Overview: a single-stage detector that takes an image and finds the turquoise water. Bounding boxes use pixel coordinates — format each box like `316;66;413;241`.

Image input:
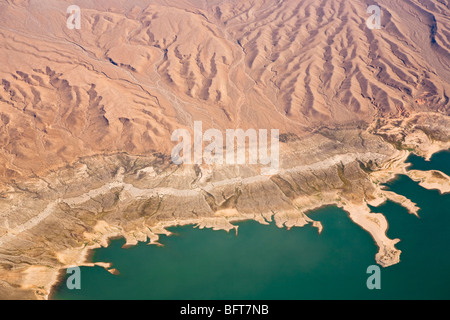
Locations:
406;150;450;176
53;151;450;300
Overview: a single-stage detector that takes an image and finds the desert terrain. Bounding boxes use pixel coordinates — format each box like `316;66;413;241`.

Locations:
0;0;449;299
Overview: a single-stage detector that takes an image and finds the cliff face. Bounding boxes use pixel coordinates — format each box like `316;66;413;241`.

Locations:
0;0;449;299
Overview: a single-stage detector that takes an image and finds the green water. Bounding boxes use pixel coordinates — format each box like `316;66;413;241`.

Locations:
406;150;450;176
53;151;450;300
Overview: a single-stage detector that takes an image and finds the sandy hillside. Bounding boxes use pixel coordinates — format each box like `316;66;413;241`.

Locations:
0;0;448;180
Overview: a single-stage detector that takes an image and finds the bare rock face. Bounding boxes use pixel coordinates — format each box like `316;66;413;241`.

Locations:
0;0;449;299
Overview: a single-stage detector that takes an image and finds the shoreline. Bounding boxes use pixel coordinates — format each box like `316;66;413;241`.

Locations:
48;235;124;300
26;146;450;299
47;218;249;300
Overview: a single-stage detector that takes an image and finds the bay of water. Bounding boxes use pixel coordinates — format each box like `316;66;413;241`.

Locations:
53;150;450;300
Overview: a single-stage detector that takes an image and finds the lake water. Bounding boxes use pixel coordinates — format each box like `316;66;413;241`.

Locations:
53;150;450;300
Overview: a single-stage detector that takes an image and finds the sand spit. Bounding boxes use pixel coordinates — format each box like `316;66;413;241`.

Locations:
342;203;401;267
407;170;450;195
381;191;420;217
